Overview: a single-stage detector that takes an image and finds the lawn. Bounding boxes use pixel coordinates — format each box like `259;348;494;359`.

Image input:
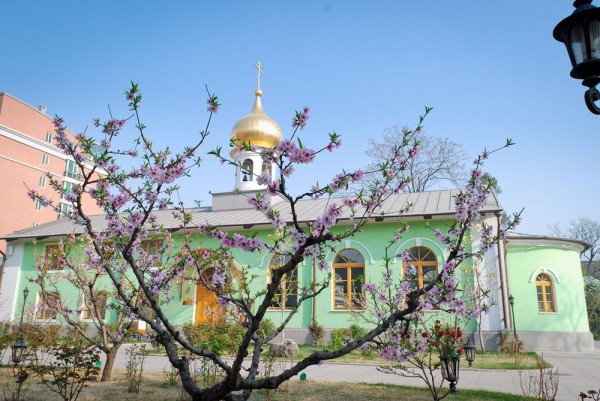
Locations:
0;370;534;401
294;345;547;370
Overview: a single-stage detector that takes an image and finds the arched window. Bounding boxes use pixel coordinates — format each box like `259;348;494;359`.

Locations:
404;246;438;289
268;255;298;309
242;159;253;182
536;273;556;312
333;249;365;309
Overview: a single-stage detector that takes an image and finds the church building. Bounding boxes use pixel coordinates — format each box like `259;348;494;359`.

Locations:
0;78;593;352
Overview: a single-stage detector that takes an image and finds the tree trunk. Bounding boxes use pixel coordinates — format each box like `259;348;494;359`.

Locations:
101;346;119;382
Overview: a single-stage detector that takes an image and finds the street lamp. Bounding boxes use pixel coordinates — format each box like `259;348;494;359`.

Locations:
11;287;29;364
553;0;600;114
508;294;518;340
440;355;460;393
464;338;476;367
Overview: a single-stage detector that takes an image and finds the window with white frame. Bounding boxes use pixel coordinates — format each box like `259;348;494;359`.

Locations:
39;176;46;188
36;292;59;320
81;294;108;320
64;160;79;179
45;132;52;143
42;153;49;165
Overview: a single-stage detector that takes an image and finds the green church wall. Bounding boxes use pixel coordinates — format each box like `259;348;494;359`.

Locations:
13;218;483;333
506;244;589;333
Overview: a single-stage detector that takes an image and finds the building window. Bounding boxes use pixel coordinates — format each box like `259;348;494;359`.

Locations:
36;292;59;320
35;199;42;211
242;159;253;182
64;160;79;179
333;248;365;309
82;294;108;320
536;273;556;312
404;246;438;289
58;203;72;219
39;176;46;188
45;132;52;143
61;181;73;200
141;239;163;266
45;244;65;270
268;255;298;309
42;153;49;165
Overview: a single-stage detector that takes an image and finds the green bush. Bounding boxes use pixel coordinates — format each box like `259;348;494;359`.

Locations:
21;323;61;349
349;324;366;340
182;322;245;356
257;319;275;340
330;328;351;349
308;321;324;345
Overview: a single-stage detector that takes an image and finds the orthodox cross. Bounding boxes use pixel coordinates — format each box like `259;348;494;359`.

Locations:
255;61;263;90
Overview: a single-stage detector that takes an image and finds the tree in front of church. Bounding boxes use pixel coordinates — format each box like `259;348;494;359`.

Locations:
28;80;516;401
363;125;469;193
31;236;140;382
549;216;600;277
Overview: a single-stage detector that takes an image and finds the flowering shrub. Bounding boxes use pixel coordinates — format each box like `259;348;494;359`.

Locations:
432;321;463;360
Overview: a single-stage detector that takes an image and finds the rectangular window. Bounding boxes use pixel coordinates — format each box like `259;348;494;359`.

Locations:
42;153;49;165
45;244;65;270
61;181;73;199
45;132;52;143
36;292;59;320
35;199;42;211
140;239;163;266
64;160;79;179
57;203;72;219
39;176;46;188
82;295;107;320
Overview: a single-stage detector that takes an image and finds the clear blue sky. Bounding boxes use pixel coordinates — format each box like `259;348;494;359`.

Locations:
2;1;598;236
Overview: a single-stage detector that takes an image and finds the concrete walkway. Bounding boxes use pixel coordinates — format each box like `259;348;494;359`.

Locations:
100;345;599;401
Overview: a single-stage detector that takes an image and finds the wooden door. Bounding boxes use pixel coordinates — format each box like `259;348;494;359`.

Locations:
194;268;225;324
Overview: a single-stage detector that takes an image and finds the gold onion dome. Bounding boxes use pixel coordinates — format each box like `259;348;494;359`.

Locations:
230;89;283;156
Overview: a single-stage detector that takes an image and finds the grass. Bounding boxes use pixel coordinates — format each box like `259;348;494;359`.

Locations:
0;370;533;401
144;343;548;370
295;345;548;370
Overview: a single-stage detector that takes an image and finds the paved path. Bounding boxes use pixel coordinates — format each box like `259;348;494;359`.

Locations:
100;345;599;401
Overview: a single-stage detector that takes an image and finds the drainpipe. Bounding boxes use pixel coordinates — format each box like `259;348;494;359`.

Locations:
0;250;5;291
312;256;317;325
495;211;510;331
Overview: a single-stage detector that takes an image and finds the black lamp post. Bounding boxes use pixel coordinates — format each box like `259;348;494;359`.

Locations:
508;294;518;340
553;0;600;114
464;338;476;367
440;355;460;393
11;287;29;364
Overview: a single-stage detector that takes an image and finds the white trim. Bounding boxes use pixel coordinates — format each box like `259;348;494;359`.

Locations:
528;268;561;284
392;237;446;264
0;125;69;159
326;240;374;265
0;125;106;173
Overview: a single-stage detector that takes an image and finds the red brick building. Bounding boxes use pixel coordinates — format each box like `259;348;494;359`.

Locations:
0;93;104;267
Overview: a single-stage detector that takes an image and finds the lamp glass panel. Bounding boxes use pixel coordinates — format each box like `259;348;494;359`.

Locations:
590;20;600;60
571;25;587;65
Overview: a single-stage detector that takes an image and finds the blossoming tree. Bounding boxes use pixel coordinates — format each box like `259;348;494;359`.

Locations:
29;82;517;401
31;236;140;382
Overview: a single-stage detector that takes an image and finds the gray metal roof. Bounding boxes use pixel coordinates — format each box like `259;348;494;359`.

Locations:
1;189;502;241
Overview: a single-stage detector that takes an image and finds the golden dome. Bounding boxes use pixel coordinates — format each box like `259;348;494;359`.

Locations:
230;89;282;156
